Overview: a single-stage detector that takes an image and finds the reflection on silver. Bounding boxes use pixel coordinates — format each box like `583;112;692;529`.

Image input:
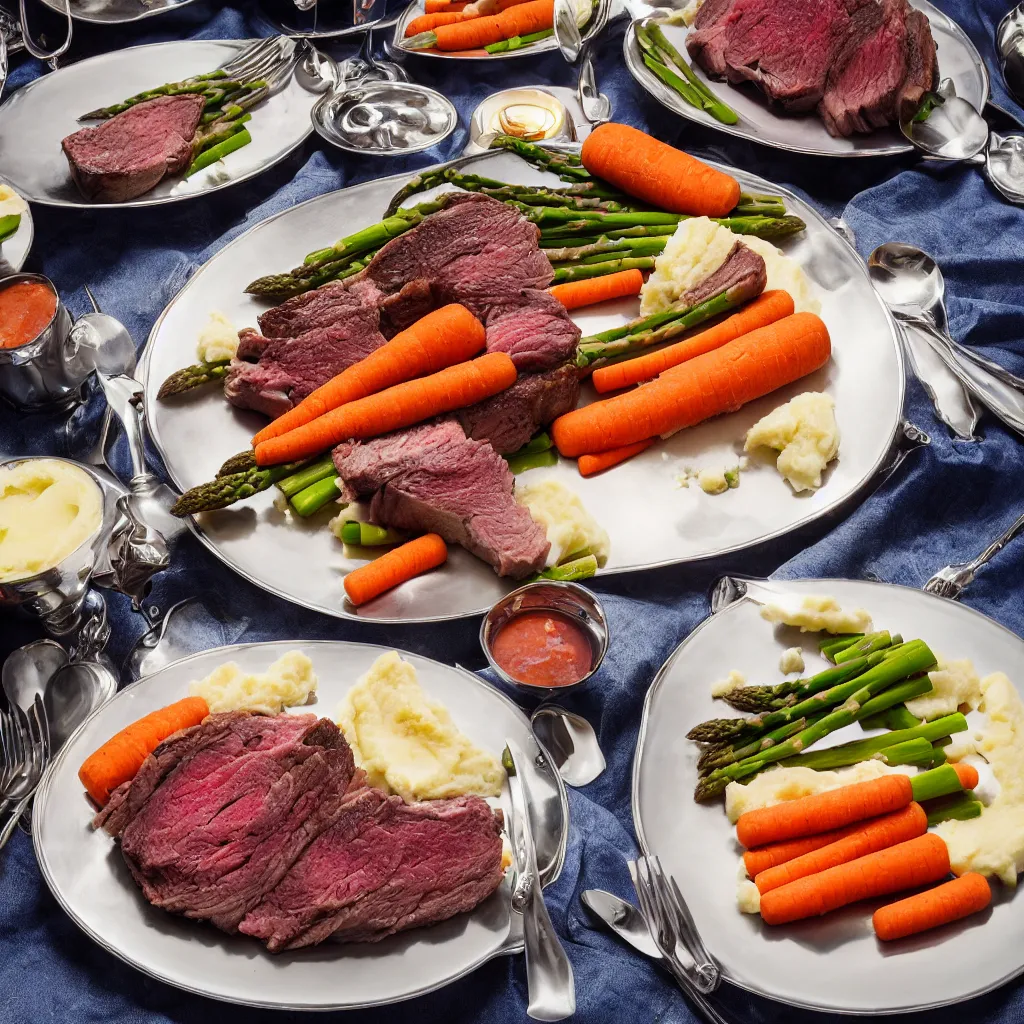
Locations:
985;131;1024;204
469;89;572;150
530;706;605;787
997;4;1024;109
313;80;457;155
39;0;200;24
20;0;72;62
581;889;663;960
2;640;69;713
924;509;1024;600
899;78;989;161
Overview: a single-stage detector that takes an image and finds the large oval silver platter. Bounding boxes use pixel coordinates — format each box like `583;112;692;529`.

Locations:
393;0;611;59
0;40;318;209
634;579;1024;1014
39;0;200;23
0;179;33;271
625;0;989;158
143;149;903;622
34;639;567;1010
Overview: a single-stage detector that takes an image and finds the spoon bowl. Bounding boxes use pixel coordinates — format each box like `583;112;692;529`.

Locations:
2;639;68;712
899;79;988;162
867;243;946;324
63;312;136;381
44;658;117;750
531;705;606;787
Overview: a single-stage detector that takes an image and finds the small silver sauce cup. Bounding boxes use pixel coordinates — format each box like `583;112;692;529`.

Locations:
0;273;79;411
480;580;609;696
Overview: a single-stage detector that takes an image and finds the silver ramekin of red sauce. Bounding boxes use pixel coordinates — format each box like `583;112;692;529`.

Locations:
480;581;609;695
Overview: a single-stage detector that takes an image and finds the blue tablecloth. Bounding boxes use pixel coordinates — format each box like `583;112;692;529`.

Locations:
2;1;1024;1021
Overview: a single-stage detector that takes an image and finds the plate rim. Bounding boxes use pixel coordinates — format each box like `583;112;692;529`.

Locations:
0;38;315;210
0;176;34;272
39;0;202;23
623;0;991;159
630;577;1024;1015
33;637;566;1011
141;147;905;624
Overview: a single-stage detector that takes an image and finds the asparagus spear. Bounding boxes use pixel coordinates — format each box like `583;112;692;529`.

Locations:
485;27;556;52
833;630;900;664
505;448;558;474
336;521;408;546
533;554;599;583
697;714;821;773
693;673;937;800
186;126;251;178
859;704;922;732
171;461;309;517
687;640;937;746
552;257;658;286
540;214;805;242
819;633;865;661
218;450;257;476
290;476;342;517
874;737;937;767
157;359;231;399
277;456;337;498
925;791;982;826
490;135;593;182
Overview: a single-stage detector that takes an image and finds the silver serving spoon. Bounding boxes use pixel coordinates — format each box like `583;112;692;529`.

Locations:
868;244;1024;438
2;640;68;712
294;39;340;93
900;79;989;161
531;706;606;787
44;659;117;750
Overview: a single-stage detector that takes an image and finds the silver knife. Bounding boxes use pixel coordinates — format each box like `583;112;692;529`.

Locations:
582;889;662;959
505;741;576;1022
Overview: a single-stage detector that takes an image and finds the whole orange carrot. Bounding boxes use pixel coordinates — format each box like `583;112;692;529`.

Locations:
873;873;991;941
552;312;831;457
78;696;209;806
425;0;468;11
754;803;927;894
578;440;653;477
549;269;644;311
581;123;741;217
951;762;979;790
255;352;517;466
591;291;796;394
252;304;485;446
736;774;913;849
405;10;475;35
426;0;553;50
743;822;874;878
344;533;448;606
760;833;951;926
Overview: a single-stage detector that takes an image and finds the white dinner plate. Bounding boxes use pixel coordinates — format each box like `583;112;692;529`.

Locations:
34;640;567;1010
634;578;1024;1014
624;0;989;158
0;40;319;209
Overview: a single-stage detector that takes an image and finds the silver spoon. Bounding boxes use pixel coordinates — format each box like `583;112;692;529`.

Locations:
295;39;340;93
531;706;606;787
2;640;68;712
44;659;117;750
900;78;989;162
924;509;1024;600
868;244;1024;438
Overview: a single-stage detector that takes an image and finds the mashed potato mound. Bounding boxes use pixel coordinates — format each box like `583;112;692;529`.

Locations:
759;594;871;634
906;657;983;721
516;479;610;568
196;311;239;363
745;392;840;493
189;650;318;715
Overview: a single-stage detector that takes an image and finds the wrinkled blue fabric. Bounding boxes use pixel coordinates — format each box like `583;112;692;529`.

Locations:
1;1;1023;1021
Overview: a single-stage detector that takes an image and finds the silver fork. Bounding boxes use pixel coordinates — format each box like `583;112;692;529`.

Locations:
924;509;1024;599
219;37;288;78
0;697;49;850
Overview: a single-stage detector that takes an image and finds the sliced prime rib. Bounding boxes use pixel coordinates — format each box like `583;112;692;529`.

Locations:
457;364;581;455
687;0;744;76
238;789;504;951
483;291;581;373
897;5;938;123
681;242;767;308
62;94;206;203
115;714;357;932
333;419;550;577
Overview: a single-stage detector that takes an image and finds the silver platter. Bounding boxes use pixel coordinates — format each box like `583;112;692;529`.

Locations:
624;0;989;158
39;0;201;24
393;0;611;60
0;40;319;209
34;639;568;1010
143;148;904;623
312;80;459;155
0;179;33;272
634;578;1024;1014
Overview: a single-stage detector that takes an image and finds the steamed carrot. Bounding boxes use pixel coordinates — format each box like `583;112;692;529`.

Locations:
578;440;653;477
760;833;950;926
252;305;485;446
754;803;927;895
591;291;796;393
952;762;979;790
580;123;741;217
344;533;448;606
873;873;991;941
78;697;209;806
406;10;475;35
549;269;644;311
255;352;517;466
742;822;875;878
736;774;913;849
429;0;553;50
552;312;831;457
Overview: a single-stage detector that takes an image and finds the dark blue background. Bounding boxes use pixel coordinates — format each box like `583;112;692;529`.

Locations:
2;1;1023;1020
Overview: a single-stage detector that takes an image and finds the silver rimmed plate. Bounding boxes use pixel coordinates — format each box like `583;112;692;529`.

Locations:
625;0;989;158
39;0;201;23
0;178;32;271
634;578;1024;1014
143;148;903;623
34;639;567;1010
393;0;611;59
0;39;318;209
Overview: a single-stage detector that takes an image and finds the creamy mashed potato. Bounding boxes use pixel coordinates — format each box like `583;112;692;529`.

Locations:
736;879;761;914
906;657;983;721
189;650;318;714
640;217;820;316
745;393;840;493
759;594;872;635
779;647;805;674
0;459;102;582
936;672;1024;886
196;311;239;363
337;651;504;802
711;669;746;697
516;479;610;568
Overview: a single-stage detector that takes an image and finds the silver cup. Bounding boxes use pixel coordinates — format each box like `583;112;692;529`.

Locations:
0;456;122;637
0;273;81;411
